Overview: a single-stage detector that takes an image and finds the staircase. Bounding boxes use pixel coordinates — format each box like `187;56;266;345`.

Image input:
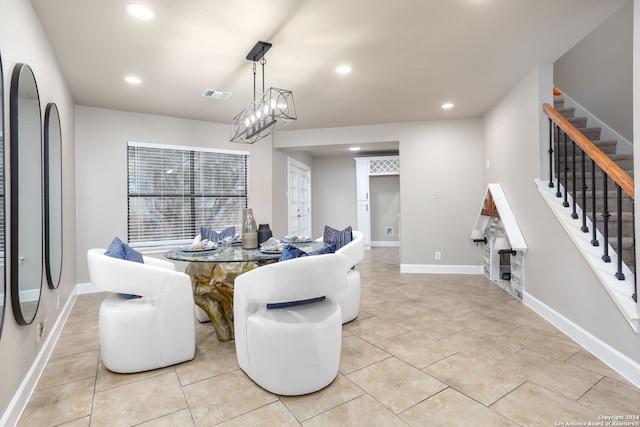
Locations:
553;96;635;274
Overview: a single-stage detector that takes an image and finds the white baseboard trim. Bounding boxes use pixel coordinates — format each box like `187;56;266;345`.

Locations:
400;264;483;274
76;282;99;294
524;292;640;388
371;241;400;247
1;287;80;427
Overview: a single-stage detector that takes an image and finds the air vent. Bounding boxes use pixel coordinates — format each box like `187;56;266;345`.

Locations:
202;89;232;100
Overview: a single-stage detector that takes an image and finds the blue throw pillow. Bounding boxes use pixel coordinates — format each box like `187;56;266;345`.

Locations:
201;226;235;242
278;243;336;262
268;243;336;309
323;225;353;250
104;236;144;299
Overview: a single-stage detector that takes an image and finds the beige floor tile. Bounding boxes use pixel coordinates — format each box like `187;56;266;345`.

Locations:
183;369;278;426
51;329;99;358
362;301;425;323
303;394;408;427
400;387;519;427
339;335;391;375
91;371;188;427
343;316;408;343
376;331;458;369
347;357;446;414
218;401;301;426
395;313;466;340
503;326;582;361
138;408;195;426
59;416;90;426
451;310;520;336
18;377;95;427
424;352;526;405
36;349;99;390
491;382;602;427
437;329;523;364
579;377;640;414
566;350;631;384
500;349;602;400
281;373;365;421
95;361;174;392
174;338;238;386
60;314;99;337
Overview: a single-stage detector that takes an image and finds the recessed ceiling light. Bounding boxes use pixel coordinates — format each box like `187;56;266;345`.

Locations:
441;102;454;110
126;3;155;20
349;147;361;151
336;65;352;74
124;75;142;85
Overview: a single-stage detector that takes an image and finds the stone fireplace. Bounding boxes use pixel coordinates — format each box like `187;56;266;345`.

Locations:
472;184;527;301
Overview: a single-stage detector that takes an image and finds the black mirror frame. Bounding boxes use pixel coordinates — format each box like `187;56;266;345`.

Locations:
44;103;62;289
0;52;6;337
10;63;43;326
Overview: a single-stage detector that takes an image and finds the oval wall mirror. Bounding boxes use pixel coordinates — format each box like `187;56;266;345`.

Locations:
10;63;43;325
0;53;6;337
44;103;62;289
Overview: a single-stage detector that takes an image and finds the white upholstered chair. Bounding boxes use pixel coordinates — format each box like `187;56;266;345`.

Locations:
234;253;347;395
317;230;365;323
87;248;196;373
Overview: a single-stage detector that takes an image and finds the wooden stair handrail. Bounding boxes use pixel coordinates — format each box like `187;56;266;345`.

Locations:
543;103;634;199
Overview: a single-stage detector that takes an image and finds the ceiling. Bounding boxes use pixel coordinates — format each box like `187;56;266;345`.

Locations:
30;0;627;156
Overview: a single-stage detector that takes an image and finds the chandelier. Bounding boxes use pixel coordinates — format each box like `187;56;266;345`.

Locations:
231;41;297;144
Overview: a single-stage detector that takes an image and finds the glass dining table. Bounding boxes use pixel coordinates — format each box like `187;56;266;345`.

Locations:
165;240;325;341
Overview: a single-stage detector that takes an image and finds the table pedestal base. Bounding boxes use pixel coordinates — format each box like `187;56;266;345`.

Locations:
186;261;264;341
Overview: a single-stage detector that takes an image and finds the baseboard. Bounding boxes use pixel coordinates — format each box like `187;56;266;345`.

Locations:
0;287;80;426
524;292;640;388
400;264;483;274
371;241;400;247
76;282;99;294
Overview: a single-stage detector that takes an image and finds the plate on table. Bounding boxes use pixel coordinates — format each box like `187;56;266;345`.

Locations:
179;246;216;252
260;248;283;254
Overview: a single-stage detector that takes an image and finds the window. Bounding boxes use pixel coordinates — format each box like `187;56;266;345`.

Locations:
127;141;248;247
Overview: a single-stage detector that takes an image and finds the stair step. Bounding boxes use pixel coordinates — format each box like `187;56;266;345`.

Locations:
554;97;565;108
556;107;575;118
556;139;618;155
566;116;587;128
558;154;634;171
578;127;602;141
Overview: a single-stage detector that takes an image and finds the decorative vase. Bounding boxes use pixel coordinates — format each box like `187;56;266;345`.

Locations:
242;208;258;249
257;224;273;245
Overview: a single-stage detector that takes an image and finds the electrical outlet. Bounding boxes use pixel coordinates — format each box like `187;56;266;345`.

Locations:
435;251;441;260
385;227;393;237
56;294;60;310
36;319;47;345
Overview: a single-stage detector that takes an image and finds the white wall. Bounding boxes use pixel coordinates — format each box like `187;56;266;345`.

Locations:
370;175;400;243
75;106;273;283
0;0;76;418
554;0;633;142
483;65;640;367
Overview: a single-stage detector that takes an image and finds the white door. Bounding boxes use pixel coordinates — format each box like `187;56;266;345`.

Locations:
288;158;311;236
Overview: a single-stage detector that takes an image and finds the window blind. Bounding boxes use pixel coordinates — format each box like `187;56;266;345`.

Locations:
127;142;248;247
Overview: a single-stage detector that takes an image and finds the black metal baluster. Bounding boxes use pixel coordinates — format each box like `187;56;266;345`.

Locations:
556;126;562;198
563;132;569;207
580;149;588;232
591;159;599;247
571;141;578;219
548;120;554;187
615;185;625;280
602;172;611;263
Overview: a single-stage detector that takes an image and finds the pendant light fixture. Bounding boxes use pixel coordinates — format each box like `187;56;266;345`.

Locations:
231;41;297;144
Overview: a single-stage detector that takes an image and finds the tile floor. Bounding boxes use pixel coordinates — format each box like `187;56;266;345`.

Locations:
18;247;640;426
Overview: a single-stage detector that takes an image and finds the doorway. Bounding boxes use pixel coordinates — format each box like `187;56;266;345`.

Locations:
287;157;311;236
